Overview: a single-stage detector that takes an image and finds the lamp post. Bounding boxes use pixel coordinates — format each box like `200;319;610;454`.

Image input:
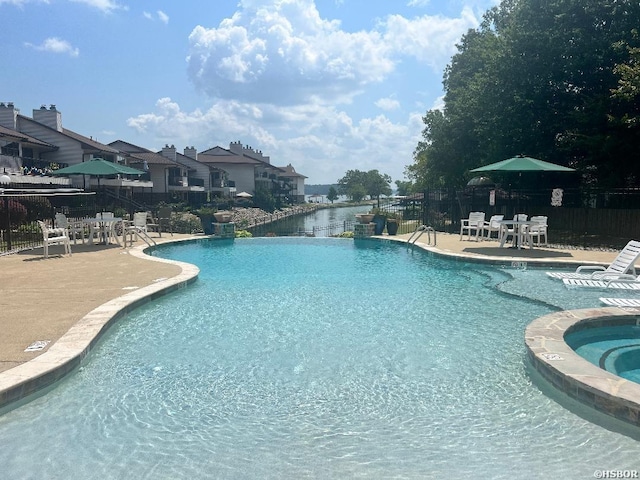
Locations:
0;169;12;251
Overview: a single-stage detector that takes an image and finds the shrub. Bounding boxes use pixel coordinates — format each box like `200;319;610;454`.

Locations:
0;199;28;228
235;229;253;238
172;212;203;234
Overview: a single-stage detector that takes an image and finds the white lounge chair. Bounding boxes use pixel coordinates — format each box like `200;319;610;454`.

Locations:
563;278;640;290
546;240;640;281
599;297;640;307
460;212;485;241
37;220;72;258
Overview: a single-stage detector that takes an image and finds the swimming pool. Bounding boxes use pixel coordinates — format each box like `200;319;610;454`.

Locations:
0;238;638;479
566;324;640;383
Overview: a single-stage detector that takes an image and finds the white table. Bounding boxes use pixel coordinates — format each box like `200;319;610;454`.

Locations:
83;217;123;245
498;220;534;249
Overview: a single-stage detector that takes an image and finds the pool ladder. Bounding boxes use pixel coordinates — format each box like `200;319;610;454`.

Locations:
407;225;436;247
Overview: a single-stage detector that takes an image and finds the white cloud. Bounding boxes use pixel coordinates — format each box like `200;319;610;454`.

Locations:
407;0;430;6
157;10;169;24
383;7;479;69
69;0;127;14
0;0;49;5
375;97;400;111
25;37;79;57
127;96;421;182
431;94;445;111
186;0;479;108
144;10;169;24
187;0;393;105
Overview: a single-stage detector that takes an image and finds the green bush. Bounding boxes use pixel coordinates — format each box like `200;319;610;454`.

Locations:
172;212;203;234
0;199;28;228
235;229;253;238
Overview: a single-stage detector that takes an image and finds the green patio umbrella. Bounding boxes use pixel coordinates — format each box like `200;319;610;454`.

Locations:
470;155;575;215
52;158;145;207
470;155;575;173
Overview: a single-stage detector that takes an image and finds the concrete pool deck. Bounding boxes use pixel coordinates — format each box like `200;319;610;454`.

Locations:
0;231;634;419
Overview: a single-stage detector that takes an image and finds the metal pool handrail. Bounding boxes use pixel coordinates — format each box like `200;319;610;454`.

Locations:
407;225;436;247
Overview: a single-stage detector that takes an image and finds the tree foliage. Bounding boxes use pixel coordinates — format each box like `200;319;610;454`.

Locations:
252;185;277;212
327;186;338;203
337;169;392;202
409;0;640;189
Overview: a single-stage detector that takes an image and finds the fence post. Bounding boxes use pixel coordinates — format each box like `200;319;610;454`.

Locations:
3;196;11;251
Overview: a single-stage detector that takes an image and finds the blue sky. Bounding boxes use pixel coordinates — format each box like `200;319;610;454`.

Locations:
1;0;498;184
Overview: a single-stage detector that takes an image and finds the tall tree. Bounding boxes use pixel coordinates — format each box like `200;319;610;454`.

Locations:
337;169;392;202
410;0;640;189
327;186;338;203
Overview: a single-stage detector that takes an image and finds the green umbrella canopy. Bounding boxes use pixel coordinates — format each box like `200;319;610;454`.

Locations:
470;155;575;173
52;158;145;176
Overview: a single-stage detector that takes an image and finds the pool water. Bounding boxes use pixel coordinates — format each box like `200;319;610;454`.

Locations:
0;238;638;479
566;325;640;383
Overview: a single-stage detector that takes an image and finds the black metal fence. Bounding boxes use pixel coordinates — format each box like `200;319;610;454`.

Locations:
0;192;99;254
5;186;640;253
414;186;640;249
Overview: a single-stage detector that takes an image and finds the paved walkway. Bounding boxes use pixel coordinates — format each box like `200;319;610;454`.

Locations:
0;234;194;373
0;231;618;374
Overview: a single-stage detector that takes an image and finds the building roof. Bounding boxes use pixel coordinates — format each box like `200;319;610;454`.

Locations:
18;115;119;155
61;127;120;154
199;145;286;175
0;124;57;150
278;164;307;179
109;140;194;170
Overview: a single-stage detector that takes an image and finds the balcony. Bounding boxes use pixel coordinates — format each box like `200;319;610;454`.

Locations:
168;176;205;191
90;177;153;188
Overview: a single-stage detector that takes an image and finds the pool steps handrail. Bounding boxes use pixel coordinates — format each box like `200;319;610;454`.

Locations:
407;225;436;247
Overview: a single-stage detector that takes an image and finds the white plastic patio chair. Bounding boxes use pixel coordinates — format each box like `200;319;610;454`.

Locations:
546;240;640;281
37;220;71;258
157;206;173;236
526;215;548;246
55;213;84;245
499;214;530;247
482;214;504;241
123;212;156;247
460;212;485;241
89;212;118;245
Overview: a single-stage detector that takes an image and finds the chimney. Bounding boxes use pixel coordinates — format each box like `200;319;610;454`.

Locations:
32;104;62;131
161;144;177;161
184;146;197;160
0;102;18;129
229;141;242;154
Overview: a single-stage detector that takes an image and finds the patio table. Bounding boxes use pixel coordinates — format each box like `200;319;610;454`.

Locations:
498;219;534;249
83;217;123;246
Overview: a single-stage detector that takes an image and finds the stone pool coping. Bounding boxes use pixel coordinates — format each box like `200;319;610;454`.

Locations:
525;308;640;427
0;240;200;412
